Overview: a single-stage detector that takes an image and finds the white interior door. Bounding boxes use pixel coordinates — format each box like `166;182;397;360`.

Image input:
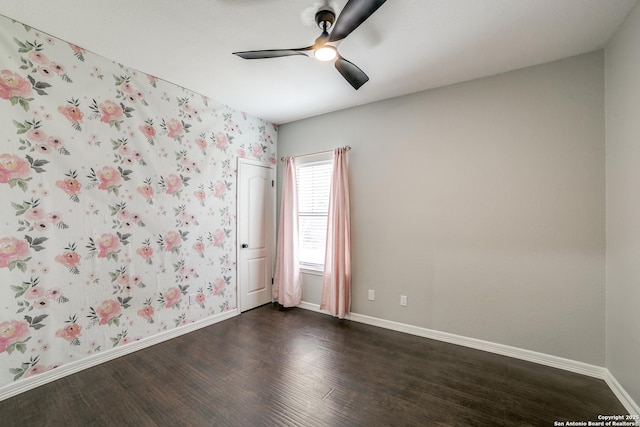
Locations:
237;159;275;312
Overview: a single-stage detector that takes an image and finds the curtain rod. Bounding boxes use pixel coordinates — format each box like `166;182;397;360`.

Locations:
280;145;351;161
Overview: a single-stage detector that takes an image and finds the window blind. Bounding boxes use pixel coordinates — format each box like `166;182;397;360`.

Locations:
296;161;332;269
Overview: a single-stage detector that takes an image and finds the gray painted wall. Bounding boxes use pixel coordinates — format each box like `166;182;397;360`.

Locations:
278;51;606;365
605;2;640;405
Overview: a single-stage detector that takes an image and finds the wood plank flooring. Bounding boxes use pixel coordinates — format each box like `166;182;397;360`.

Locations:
0;304;628;426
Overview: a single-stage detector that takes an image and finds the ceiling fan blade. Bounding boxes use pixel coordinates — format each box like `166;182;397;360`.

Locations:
335;55;369;90
233;47;312;59
329;0;387;42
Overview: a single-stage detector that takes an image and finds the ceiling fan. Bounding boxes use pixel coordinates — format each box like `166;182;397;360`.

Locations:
232;0;387;90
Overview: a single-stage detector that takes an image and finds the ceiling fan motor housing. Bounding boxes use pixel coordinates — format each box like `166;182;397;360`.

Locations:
315;9;335;31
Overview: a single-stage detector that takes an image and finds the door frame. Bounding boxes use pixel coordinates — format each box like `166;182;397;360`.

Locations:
236;157;276;312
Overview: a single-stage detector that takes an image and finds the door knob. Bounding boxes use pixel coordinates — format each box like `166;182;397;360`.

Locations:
241;243;248;248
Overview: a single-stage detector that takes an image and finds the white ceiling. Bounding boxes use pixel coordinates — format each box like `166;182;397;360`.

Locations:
0;0;637;124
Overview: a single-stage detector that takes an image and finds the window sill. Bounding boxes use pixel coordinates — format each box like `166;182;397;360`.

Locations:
300;267;323;276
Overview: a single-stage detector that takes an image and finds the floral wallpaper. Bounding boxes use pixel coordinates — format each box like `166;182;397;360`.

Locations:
0;15;277;391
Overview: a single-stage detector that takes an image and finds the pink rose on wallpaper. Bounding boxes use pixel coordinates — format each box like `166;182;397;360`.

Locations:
96;166;121;190
33;222;49;232
46;288;63;300
212;180;226;198
23;365;48;378
24;287;44;300
24;365;46;378
139;124;155;140
34;298;49;309
0;319;30;354
118;145;132;157
0;154;31;183
164;231;181;252
136;244;154;262
166;119;184;139
210;229;226;247
252;144;263;158
49;62;66;75
236;148;246;158
58;105;84;123
137;184;154;199
96;299;122;325
0;237;30;268
47;213;62;225
37;65;54;78
26;129;47;143
215;132;228;149
195;137;207;152
194;189;206;204
192;241;205;257
195;292;206;306
0;70;33;100
116;209;130;222
69;44;86;55
132;93;146;104
55;251;80;269
56;178;82;195
97;233;120;258
55;323;82;341
99;100;124;123
164;287;181;308
34;143;52;155
165;174;183;195
47;137;64;150
138;305;155;320
211;278;225;296
27;51;49;65
25;207;45;221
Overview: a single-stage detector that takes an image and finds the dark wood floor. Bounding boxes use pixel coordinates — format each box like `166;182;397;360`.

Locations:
0;304;627;426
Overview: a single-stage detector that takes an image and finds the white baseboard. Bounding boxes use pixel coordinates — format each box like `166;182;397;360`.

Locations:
297;301;639;415
605;369;640;417
0;308;239;402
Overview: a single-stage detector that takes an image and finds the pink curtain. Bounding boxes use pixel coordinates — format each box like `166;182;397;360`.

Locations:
320;148;351;318
273;157;302;307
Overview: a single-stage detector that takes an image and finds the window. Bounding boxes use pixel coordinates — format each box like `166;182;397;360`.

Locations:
296;159;332;271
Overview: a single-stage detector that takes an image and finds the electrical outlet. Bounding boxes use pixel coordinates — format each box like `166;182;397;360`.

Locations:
368;290;375;301
400;295;408;307
188;294;196;305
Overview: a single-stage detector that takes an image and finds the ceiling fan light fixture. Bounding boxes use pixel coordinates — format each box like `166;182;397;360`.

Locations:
315;45;337;61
